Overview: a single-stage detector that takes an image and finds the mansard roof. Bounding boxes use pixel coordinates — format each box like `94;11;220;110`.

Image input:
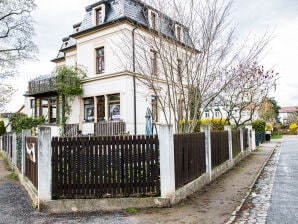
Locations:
51;0;194;62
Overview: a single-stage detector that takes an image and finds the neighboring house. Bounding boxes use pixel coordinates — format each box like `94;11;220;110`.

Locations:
24;0;194;135
278;106;298;125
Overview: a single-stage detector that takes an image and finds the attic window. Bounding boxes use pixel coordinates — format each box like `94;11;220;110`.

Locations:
175;25;183;42
64;42;68;47
148;10;158;30
93;4;106;26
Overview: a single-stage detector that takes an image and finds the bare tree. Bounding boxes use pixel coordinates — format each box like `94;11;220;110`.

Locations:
220;63;278;126
119;0;274;133
0;0;37;110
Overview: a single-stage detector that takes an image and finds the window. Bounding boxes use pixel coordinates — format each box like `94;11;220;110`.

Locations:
215;108;220;118
97;95;105;121
150;50;157;77
84;98;94;122
30;99;35;117
151;96;158;122
108;94;120;120
95;7;103;25
149;10;158;30
175;25;183;42
204;109;210;118
96;47;105;74
151;11;157;29
177;59;182;81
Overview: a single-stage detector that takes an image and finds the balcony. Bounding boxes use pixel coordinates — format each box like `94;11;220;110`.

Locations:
27;75;57;96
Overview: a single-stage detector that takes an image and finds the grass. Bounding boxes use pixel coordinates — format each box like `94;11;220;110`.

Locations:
271;134;283;139
8;172;18;181
126;207;138;213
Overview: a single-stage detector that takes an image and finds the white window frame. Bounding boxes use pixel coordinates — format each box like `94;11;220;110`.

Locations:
93;4;106;26
175;24;184;42
148;9;159;30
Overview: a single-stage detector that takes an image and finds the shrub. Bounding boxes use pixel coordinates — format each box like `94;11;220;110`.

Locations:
266;123;273;131
0;120;6;135
9;113;44;133
179;118;229;132
252;120;266;132
289;123;298;134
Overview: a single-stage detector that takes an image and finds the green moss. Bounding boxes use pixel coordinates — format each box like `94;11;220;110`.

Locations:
126;207;138;213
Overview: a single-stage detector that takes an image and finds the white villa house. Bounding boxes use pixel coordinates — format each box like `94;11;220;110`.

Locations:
24;0;195;136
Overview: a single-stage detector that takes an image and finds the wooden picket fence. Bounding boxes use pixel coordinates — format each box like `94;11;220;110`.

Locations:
174;133;206;189
210;131;229;168
51;135;160;199
232;130;241;157
25;136;38;189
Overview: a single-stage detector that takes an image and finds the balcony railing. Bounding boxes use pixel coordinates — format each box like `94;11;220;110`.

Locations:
94;120;126;136
27;75;57;95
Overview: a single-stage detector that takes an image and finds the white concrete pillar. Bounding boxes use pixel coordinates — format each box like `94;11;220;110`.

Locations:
12;132;17;167
245;125;253;152
38;126;52;205
21;129;31;175
159;125;175;202
239;127;244;153
224;126;233;162
251;130;256;151
200;125;212;181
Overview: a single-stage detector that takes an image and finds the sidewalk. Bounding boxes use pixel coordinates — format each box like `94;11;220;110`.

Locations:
0;141;279;224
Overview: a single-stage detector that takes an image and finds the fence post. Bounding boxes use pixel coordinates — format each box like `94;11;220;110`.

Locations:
251;129;256;150
238;127;244;153
159;125;175;203
245;125;253;152
12;132;17;167
21;129;31;175
200;124;212;181
224;126;233;162
38;126;52;205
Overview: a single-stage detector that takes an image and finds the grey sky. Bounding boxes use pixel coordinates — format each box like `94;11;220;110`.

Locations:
5;0;298;111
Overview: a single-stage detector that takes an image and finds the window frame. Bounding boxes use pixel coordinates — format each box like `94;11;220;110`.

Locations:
96;47;105;74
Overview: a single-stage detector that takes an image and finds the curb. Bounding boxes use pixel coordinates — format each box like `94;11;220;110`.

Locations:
225;141;282;224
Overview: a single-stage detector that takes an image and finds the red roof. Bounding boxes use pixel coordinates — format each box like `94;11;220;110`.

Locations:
278;106;298;113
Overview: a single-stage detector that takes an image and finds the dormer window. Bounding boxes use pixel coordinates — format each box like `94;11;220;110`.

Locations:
148;9;158;30
93;4;106;26
175;24;184;42
64;42;68;47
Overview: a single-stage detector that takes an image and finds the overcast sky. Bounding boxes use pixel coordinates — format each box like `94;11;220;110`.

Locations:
4;0;298;112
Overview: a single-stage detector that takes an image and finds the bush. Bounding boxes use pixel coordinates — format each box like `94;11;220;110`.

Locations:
266;123;273;131
179;118;229;132
289;123;298;134
252;120;266;132
0;120;6;135
10;113;44;133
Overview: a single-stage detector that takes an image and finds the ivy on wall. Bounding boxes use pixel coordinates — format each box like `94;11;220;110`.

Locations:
54;65;86;126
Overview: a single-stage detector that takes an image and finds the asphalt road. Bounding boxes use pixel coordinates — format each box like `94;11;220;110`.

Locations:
267;136;298;223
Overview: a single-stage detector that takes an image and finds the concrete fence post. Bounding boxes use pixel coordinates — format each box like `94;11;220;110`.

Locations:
21;129;31;175
224;126;233;162
12;132;17;167
159;125;175;203
239;127;244;153
200;125;212;181
38;126;52;206
251;130;256;150
245;125;253;152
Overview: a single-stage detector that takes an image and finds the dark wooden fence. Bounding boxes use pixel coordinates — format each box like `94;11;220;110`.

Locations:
210;131;229;168
51;135;160;199
25;137;38;189
255;132;265;146
232;130;241;157
243;129;248;149
2;134;13;159
174;133;206;189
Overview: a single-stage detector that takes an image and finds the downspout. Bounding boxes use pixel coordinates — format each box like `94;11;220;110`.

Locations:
132;26;137;135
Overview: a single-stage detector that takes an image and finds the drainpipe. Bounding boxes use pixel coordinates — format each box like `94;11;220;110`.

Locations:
132;26;137;135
